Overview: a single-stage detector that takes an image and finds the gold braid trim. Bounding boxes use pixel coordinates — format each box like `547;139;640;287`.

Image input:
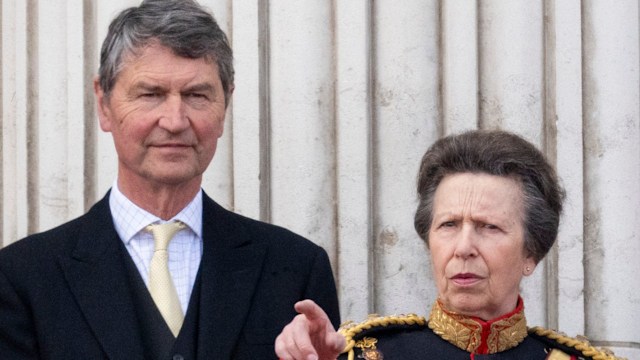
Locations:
338;314;427;360
427;299;528;353
529;327;627;360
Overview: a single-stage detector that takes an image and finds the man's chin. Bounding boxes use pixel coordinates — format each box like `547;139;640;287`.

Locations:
143;169;202;187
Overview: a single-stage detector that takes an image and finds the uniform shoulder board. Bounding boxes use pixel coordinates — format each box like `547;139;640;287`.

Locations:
528;326;627;360
338;313;426;359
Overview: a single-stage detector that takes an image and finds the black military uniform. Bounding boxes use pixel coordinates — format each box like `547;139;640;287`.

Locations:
338;299;624;360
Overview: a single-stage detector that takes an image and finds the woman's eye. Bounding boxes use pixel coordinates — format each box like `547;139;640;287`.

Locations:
441;221;455;228
483;223;499;230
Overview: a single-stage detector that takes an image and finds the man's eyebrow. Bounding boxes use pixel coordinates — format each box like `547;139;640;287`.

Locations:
131;81;165;92
183;83;216;93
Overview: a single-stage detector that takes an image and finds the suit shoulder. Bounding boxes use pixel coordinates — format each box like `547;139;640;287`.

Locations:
226;210;302;238
338;313;427;357
0;195;110;257
0;216;84;255
207;197;321;249
528;326;627;360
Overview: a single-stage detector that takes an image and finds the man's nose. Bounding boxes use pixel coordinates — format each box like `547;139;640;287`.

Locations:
158;95;189;132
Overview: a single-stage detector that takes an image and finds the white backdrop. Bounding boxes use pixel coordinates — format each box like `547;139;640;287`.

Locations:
1;1;639;357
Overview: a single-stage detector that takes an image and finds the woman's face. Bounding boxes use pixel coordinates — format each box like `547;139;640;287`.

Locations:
428;172;536;320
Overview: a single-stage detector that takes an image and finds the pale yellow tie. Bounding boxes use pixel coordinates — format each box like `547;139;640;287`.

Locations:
147;221;186;337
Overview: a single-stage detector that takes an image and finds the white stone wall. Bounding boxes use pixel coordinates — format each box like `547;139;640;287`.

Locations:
1;1;638;357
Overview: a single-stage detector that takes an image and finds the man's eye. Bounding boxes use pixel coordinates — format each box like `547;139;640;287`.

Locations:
187;93;208;99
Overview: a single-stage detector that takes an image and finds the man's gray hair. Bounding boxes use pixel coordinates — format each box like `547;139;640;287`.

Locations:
98;0;234;107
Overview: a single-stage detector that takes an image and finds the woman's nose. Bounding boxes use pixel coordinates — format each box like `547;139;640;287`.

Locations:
453;225;479;259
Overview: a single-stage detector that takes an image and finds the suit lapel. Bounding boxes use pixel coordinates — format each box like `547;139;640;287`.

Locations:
60;196;145;359
197;195;267;358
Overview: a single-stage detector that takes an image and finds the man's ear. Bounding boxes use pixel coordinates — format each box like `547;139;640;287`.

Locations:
94;76;112;132
224;84;235;109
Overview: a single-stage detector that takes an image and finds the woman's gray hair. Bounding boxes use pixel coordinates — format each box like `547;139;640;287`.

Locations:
98;0;234;107
414;130;565;263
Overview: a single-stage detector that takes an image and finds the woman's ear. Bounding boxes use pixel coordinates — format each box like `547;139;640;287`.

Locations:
523;257;537;276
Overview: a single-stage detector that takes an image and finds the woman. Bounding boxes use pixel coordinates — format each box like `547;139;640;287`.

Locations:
275;130;624;360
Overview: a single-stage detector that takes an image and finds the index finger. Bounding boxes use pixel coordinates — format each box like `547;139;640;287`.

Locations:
294;299;330;323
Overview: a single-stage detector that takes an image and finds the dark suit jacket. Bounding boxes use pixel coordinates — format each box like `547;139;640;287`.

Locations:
0;192;340;359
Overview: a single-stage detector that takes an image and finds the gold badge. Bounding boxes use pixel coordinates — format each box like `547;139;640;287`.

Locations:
355;337;384;360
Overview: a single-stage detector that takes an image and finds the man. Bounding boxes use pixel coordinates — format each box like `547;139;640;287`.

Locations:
0;1;339;359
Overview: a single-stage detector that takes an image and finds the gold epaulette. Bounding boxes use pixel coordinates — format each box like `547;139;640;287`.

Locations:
338;314;426;360
529;326;627;360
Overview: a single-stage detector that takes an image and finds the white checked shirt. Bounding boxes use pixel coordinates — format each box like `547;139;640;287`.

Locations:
109;181;203;314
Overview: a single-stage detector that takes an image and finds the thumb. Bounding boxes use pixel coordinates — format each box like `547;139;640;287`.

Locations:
326;331;346;353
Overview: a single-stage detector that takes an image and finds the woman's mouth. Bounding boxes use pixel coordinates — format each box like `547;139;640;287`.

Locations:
451;273;484;286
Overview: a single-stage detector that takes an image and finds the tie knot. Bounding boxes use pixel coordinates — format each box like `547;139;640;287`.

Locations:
146;221;186;251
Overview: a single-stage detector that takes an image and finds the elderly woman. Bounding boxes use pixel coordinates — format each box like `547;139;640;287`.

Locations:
275;130;623;360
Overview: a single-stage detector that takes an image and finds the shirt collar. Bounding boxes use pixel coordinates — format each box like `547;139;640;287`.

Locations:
109;180;203;244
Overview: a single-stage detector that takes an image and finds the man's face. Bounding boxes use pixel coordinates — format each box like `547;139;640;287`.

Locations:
95;43;227;190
